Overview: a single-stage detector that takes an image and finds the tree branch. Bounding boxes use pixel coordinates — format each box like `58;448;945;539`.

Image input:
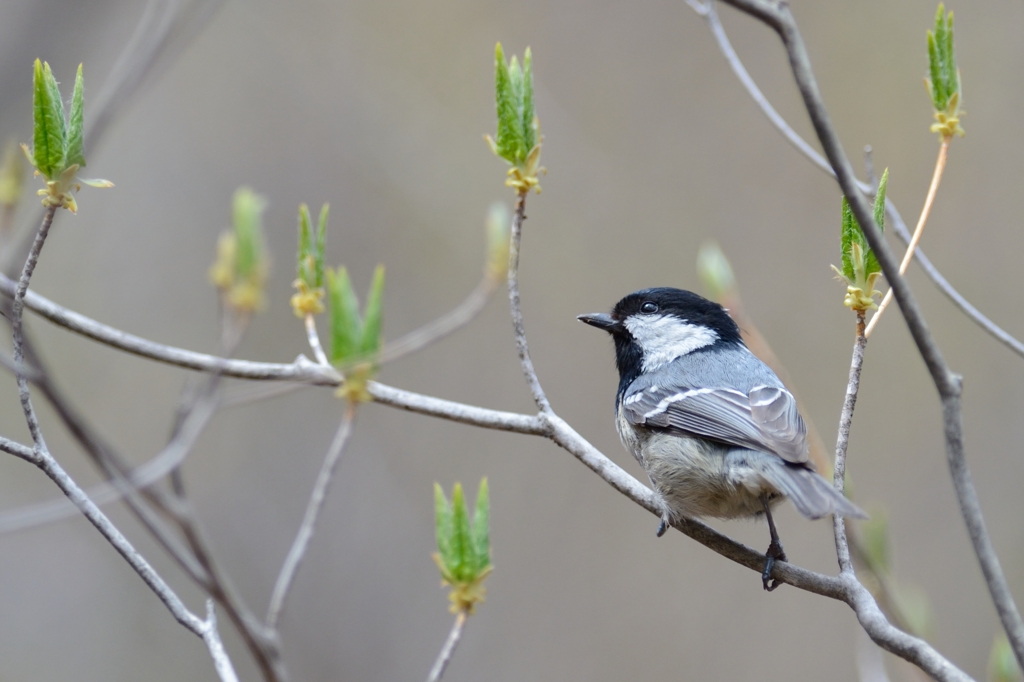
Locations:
833;312;867;575
5;207;239;679
426;610;468;682
507;191;551;414
687;0;1024;359
718;0;1024;671
266;403;357;630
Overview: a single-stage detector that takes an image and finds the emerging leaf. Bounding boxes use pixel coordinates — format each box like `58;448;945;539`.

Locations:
0;139;25;208
26;60;110;210
486;43;544;193
432;479;493;614
327;267;363;365
521;49;535;154
449;483;470;583
65;64;85;169
925;4;964;138
232;187;267;280
359;265;385;356
471;478;490;575
209;187;269;312
696;241;736;301
315;203;328;288
434;483;454;583
297;204;313;285
989;634;1022;682
485;202;511;278
291;203;330;318
32;60;65;180
492;43;524;164
833;169;890;311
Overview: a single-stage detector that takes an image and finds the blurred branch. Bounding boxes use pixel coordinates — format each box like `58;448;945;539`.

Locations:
686;0;1024;360
266;403;357;629
832;312;868;575
716;0;1024;673
5;206;239;680
378;271;500;365
427;611;468;682
865;140;950;337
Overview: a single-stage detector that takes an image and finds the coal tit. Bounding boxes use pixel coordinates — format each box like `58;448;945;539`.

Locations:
579;287;865;590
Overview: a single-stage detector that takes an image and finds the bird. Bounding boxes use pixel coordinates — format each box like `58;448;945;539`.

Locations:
578;287;864;590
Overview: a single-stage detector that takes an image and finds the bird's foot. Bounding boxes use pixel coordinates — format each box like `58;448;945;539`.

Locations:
761;538;787;592
655;515;670;537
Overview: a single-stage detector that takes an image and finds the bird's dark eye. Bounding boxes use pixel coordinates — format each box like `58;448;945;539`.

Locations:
640;302;658;314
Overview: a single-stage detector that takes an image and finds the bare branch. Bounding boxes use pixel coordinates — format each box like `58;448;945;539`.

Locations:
266;403;357;629
5;208;238;676
832;312;868;575
0;435;38;464
426;611;468;682
718;0;1024;670
688;0;1024;360
304;314;330;366
379;270;500;365
203;600;241;682
507;192;552;414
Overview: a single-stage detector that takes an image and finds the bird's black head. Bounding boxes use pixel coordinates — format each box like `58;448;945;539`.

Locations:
578;287;743;397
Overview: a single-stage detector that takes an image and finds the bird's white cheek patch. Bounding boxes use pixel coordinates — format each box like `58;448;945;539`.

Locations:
624;315;719;372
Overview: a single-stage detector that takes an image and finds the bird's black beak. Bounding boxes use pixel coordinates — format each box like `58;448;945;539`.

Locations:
577;312;621;333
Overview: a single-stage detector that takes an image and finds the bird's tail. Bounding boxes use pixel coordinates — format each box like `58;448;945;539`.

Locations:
761;460;867;520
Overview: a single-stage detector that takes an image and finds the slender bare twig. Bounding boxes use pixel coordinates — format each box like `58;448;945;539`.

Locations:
379;273;500;365
865;139;951;337
0;435;37;464
266;402;358;629
507;191;551;414
6;208;238;679
168;465;287;682
718;0;1024;671
687;0;1024;360
204;600;240;682
304;314;330;366
833;312;867;575
427;610;468;682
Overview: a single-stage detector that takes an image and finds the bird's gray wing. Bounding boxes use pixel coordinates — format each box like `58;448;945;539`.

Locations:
621;384;808;464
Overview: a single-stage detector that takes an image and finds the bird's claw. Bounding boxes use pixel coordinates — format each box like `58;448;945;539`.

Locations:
761;541;787;592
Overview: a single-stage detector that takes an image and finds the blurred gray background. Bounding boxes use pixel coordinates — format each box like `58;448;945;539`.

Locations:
0;0;1022;679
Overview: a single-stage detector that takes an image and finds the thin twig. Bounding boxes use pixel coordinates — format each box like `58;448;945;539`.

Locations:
507;191;551;413
719;0;1024;672
6;207;238;679
304;314;330;366
0;359;221;543
833;312;867;574
865;139;951;337
378;273;499;364
687;0;1024;360
427;610;468;682
266;402;358;629
204;600;241;682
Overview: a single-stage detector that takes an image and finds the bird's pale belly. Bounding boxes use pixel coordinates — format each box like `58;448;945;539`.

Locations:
616;411;783;521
